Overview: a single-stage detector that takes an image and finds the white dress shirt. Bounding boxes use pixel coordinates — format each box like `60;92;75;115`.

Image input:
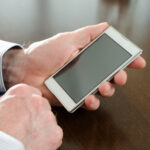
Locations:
0;40;25;150
0;132;25;150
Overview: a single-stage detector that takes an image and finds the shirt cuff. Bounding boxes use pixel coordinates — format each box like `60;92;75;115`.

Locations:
0;131;25;150
0;40;23;93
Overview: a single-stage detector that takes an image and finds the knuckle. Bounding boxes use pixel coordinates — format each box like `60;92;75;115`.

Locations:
0;94;19;105
28;41;40;49
56;32;72;39
54;33;64;40
39;97;49;108
55;126;63;146
31;95;49;110
49;112;56;122
7;84;31;95
31;95;43;106
41;111;56;127
51;126;63;147
56;32;64;37
14;83;30;90
56;126;63;140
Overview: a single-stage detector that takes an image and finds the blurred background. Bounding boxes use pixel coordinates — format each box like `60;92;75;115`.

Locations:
0;0;149;150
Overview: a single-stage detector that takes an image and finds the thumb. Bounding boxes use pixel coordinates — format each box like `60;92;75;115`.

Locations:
72;22;109;50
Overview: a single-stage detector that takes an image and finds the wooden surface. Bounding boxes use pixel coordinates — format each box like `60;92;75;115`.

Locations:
0;0;150;149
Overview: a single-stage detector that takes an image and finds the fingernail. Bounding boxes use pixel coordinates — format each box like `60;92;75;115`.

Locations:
105;83;111;91
91;97;96;105
90;97;99;109
104;84;111;96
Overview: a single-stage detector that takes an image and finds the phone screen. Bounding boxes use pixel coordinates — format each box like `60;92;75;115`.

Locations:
54;34;131;103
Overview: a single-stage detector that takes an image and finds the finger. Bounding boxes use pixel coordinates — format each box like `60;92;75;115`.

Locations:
72;22;109;50
98;82;115;97
128;56;146;68
113;70;127;86
84;95;100;110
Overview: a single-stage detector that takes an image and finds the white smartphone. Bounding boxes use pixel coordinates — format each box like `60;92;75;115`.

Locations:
45;26;142;113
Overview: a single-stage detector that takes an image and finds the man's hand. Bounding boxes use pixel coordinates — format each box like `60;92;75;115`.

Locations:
3;22;146;110
0;84;63;150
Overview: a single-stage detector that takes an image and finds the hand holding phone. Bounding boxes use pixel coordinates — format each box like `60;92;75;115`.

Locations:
45;26;145;112
14;23;145;111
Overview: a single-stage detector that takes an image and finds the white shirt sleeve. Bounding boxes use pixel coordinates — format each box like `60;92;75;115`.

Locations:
0;131;25;150
0;40;23;93
0;40;25;149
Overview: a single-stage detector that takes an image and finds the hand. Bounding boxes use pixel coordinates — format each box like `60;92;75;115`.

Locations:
3;22;146;110
0;84;63;150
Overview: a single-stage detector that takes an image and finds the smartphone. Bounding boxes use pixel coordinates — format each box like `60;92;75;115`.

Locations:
45;26;142;113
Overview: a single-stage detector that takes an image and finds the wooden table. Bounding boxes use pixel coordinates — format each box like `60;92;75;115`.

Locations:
0;0;149;149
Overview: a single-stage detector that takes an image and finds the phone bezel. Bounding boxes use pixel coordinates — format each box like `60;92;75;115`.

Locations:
45;26;142;112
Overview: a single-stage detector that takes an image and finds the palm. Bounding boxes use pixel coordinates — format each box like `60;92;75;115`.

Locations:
24;34;79;105
23;23;146;109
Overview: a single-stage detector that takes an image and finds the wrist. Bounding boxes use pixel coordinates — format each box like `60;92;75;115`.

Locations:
2;48;27;89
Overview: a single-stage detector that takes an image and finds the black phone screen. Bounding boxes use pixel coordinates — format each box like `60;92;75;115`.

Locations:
54;34;131;103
